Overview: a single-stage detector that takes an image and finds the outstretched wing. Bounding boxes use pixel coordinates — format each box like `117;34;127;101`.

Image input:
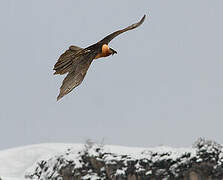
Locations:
56;48;98;101
98;15;146;45
57;59;93;101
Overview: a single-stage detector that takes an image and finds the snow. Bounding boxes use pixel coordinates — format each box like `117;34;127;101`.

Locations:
0;143;83;180
0;139;222;180
26;143;198;179
0;143;191;180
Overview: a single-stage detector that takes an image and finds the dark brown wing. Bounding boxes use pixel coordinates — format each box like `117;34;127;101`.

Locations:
56;48;98;101
98;15;146;45
54;45;83;75
57;60;93;101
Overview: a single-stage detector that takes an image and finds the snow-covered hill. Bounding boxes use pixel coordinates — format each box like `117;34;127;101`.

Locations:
0;143;82;180
0;143;192;180
1;139;223;180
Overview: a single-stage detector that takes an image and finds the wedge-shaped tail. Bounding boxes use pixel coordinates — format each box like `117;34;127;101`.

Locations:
53;45;83;75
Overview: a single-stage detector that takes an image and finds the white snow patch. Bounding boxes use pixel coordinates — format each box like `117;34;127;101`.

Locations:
0;143;83;180
0;140;217;180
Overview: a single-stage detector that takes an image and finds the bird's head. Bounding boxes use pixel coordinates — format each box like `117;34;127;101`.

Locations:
97;44;117;58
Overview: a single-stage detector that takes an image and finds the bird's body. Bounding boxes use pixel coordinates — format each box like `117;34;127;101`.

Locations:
54;15;146;101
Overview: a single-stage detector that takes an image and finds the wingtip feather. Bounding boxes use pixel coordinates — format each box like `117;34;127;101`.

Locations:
139;14;146;25
57;94;63;101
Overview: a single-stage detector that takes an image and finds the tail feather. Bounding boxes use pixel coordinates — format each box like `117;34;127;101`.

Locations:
53;45;83;75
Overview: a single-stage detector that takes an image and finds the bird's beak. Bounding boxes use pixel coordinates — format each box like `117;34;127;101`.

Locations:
110;48;117;55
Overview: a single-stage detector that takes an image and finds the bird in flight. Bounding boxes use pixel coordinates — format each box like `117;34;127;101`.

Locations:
54;15;146;101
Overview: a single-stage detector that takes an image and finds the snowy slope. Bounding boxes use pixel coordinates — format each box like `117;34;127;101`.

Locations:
0;143;83;180
0;143;194;180
1;139;222;180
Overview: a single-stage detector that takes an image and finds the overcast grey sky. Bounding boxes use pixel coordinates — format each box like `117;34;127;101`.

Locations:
0;0;223;150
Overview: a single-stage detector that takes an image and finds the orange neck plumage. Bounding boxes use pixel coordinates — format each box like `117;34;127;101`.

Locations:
95;44;112;59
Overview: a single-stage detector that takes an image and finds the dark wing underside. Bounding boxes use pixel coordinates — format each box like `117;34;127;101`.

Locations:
57;48;98;101
57;60;92;101
54;45;83;75
98;15;146;45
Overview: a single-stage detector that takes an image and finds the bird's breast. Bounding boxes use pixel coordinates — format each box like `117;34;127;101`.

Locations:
94;52;103;59
94;50;111;59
